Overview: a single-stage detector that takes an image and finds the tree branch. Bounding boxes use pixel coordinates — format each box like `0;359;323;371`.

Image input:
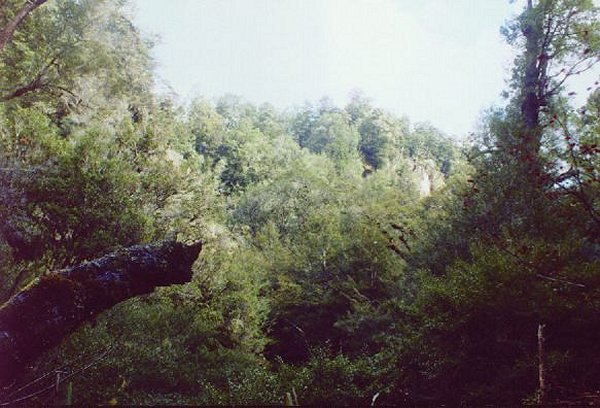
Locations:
547;56;599;96
0;0;50;55
0;240;202;386
0;57;57;101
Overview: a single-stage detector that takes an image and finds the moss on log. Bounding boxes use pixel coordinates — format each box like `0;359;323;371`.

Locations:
0;240;202;385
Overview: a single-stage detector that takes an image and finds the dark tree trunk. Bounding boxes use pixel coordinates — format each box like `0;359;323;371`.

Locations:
521;0;544;157
0;240;202;386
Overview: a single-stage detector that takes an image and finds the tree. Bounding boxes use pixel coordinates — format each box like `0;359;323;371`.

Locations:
464;0;599;241
501;0;599;172
0;0;154;116
0;0;167;292
389;0;600;403
357;110;394;170
0;0;49;54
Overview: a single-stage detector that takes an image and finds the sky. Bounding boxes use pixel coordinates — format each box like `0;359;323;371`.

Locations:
131;0;596;138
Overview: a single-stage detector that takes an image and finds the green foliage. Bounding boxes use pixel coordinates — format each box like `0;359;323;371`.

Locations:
1;0;598;406
275;349;391;406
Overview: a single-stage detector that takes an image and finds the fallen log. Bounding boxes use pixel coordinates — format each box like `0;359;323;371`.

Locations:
0;240;202;385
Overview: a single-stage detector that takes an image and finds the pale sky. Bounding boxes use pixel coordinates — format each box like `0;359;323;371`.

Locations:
132;0;596;138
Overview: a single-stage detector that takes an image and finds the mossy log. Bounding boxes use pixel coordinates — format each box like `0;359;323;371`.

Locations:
0;240;202;385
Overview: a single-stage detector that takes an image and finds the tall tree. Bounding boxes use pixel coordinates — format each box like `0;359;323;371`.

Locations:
503;0;599;168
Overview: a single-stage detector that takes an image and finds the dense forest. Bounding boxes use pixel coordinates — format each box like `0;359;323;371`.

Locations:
0;0;599;405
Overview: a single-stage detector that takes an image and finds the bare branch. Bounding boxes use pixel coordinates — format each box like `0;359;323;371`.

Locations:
0;347;112;406
536;272;586;288
547;56;600;96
